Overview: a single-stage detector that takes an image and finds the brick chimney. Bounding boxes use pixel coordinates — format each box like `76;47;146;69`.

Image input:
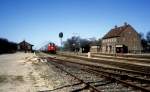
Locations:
115;25;117;29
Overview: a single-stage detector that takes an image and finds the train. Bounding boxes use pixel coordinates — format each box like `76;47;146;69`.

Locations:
40;42;57;54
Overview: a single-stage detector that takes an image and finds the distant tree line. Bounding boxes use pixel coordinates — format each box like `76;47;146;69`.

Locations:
139;31;150;52
63;36;101;53
0;38;17;54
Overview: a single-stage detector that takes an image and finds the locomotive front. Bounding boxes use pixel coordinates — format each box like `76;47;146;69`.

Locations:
48;43;56;54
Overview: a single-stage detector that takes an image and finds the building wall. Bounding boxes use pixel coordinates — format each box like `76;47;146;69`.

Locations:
102;38;118;53
119;27;142;53
18;44;33;51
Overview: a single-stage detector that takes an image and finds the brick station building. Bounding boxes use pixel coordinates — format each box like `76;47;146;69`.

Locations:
101;23;142;54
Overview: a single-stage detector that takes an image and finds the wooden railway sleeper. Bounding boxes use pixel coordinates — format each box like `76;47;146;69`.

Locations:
46;59;101;92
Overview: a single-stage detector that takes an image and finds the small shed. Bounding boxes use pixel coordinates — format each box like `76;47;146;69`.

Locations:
90;45;101;53
18;40;34;52
90;42;101;53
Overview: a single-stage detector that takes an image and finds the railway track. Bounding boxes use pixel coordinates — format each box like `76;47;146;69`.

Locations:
57;53;150;73
89;54;150;64
37;52;150;92
46;56;150;92
46;59;101;92
46;58;132;92
58;52;150;64
91;53;150;59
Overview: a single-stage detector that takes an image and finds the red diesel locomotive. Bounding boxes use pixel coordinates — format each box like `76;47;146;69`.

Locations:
41;42;57;54
47;43;57;53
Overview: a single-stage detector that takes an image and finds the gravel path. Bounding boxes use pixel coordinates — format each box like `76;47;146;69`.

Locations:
0;52;78;92
0;52;48;92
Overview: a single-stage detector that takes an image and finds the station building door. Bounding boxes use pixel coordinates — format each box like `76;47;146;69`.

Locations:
116;45;128;53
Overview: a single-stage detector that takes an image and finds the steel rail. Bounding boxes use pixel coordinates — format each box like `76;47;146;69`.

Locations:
46;57;101;92
47;56;150;77
57;53;150;73
46;56;150;92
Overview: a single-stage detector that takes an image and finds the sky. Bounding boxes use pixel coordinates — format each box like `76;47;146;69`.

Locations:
0;0;150;49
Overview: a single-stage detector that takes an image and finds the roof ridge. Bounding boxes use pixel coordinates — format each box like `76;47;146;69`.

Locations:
19;40;33;46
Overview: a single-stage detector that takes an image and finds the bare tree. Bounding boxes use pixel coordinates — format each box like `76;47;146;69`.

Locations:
139;32;150;52
139;32;147;52
63;36;91;52
146;31;150;43
63;36;80;51
146;31;150;52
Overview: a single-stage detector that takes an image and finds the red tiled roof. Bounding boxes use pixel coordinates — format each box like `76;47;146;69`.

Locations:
103;24;130;39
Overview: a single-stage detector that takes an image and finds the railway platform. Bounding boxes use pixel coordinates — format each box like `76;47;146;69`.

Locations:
58;51;150;67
